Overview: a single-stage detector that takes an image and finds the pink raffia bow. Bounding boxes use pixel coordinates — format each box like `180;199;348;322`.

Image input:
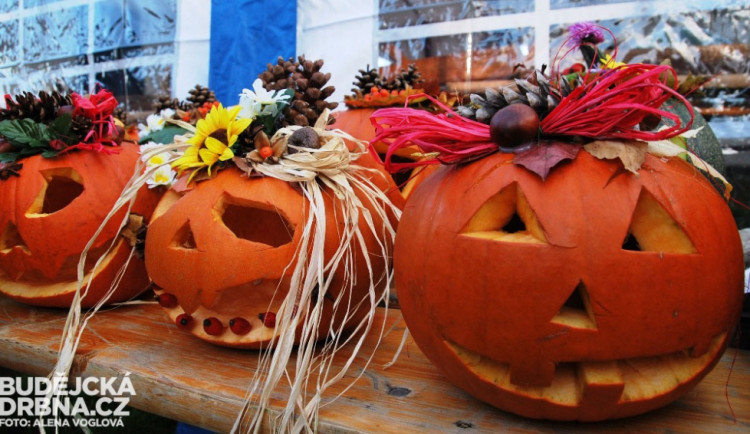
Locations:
370;95;496;173
370;63;693;174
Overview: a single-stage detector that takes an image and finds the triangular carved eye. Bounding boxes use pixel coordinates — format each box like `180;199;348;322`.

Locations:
551;281;597;330
172;222;197;250
621;189;696;254
460;183;547;244
217;195;295;248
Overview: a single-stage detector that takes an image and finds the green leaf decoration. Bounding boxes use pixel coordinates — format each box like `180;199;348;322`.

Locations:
276;88;295;113
48;113;74;144
42;150;61;158
0;152;19;163
0;118;50;148
139;125;189;145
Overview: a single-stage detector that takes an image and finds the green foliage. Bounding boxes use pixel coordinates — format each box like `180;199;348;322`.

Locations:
0;118;51;148
139;125;189;145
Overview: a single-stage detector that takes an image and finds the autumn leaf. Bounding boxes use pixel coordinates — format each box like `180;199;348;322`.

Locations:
648;139;732;199
583;140;647;174
513;140;581;180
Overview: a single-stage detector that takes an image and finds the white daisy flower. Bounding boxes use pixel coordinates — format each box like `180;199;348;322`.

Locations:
238;78;291;119
139;141;174;167
146;164;177;188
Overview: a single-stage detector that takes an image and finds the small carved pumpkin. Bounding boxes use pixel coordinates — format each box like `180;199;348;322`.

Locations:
395;150;743;421
0;143;159;307
334;109;436;197
146;154;402;348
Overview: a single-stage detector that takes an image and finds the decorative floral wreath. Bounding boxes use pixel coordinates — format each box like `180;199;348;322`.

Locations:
0;88;123;177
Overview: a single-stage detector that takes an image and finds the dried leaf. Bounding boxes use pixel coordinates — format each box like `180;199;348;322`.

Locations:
513;140;581;180
648;139;732;199
584;140;647;174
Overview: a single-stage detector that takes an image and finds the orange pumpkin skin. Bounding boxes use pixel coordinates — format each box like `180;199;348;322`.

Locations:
395;150;743;421
0;142;160;307
145;153;403;348
334;109;420;160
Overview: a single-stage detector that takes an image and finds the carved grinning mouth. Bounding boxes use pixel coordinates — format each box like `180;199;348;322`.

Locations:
444;330;726;409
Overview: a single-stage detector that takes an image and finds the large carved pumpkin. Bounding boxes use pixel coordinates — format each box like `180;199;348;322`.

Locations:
395;150;743;421
0;143;159;307
146;154;403;348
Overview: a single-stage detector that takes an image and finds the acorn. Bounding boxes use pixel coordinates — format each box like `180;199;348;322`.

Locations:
489;103;540;150
288;126;320;150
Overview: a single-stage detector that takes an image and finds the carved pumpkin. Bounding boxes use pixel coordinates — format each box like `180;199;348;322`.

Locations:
334;109;437;198
0;143;159;307
146;154;403;348
334;108;415;159
395;150;743;421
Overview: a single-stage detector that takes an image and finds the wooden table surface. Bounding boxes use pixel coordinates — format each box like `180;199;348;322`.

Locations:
0;295;748;433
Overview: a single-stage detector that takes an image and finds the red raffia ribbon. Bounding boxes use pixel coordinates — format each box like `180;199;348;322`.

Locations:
541;63;693;140
370;94;494;173
60;88;121;154
370;63;694;174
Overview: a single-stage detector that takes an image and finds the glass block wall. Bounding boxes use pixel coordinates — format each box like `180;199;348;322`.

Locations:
0;0;208;115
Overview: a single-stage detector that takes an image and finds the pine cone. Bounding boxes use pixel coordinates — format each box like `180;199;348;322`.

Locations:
186;84;217;109
458;70;581;123
236;122;267;156
1;90;71;123
113;106;128;124
153;95;179;113
384;64;423;91
70;115;93;141
259;55;338;127
351;65;386;95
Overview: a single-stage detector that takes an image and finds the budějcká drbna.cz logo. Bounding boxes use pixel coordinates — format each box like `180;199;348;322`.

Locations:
0;372;135;429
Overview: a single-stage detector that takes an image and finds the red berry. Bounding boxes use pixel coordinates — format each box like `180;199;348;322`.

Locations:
370;86;379;94
229;317;252;335
259;146;273;159
259;312;277;328
203;317;224;336
156;292;178;308
175;313;193;330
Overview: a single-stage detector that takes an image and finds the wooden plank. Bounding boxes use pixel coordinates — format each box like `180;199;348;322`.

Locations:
0;295;748;433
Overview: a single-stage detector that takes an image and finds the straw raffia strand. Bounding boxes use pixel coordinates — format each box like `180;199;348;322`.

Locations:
233;114;401;433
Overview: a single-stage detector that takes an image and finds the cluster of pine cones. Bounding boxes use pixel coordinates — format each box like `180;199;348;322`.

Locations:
457;69;581;124
0;90;105;140
152;84;218;123
350;64;424;96
258;55;339;127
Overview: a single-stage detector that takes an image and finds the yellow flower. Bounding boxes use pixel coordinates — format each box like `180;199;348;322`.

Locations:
172;103;252;181
601;53;626;69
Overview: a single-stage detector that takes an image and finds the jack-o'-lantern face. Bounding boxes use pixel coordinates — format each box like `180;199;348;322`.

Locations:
0;143;158;307
395;151;743;421
147;154;403;348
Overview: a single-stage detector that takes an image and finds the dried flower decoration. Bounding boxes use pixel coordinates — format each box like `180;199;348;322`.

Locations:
0;88;123;166
370;23;729;195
